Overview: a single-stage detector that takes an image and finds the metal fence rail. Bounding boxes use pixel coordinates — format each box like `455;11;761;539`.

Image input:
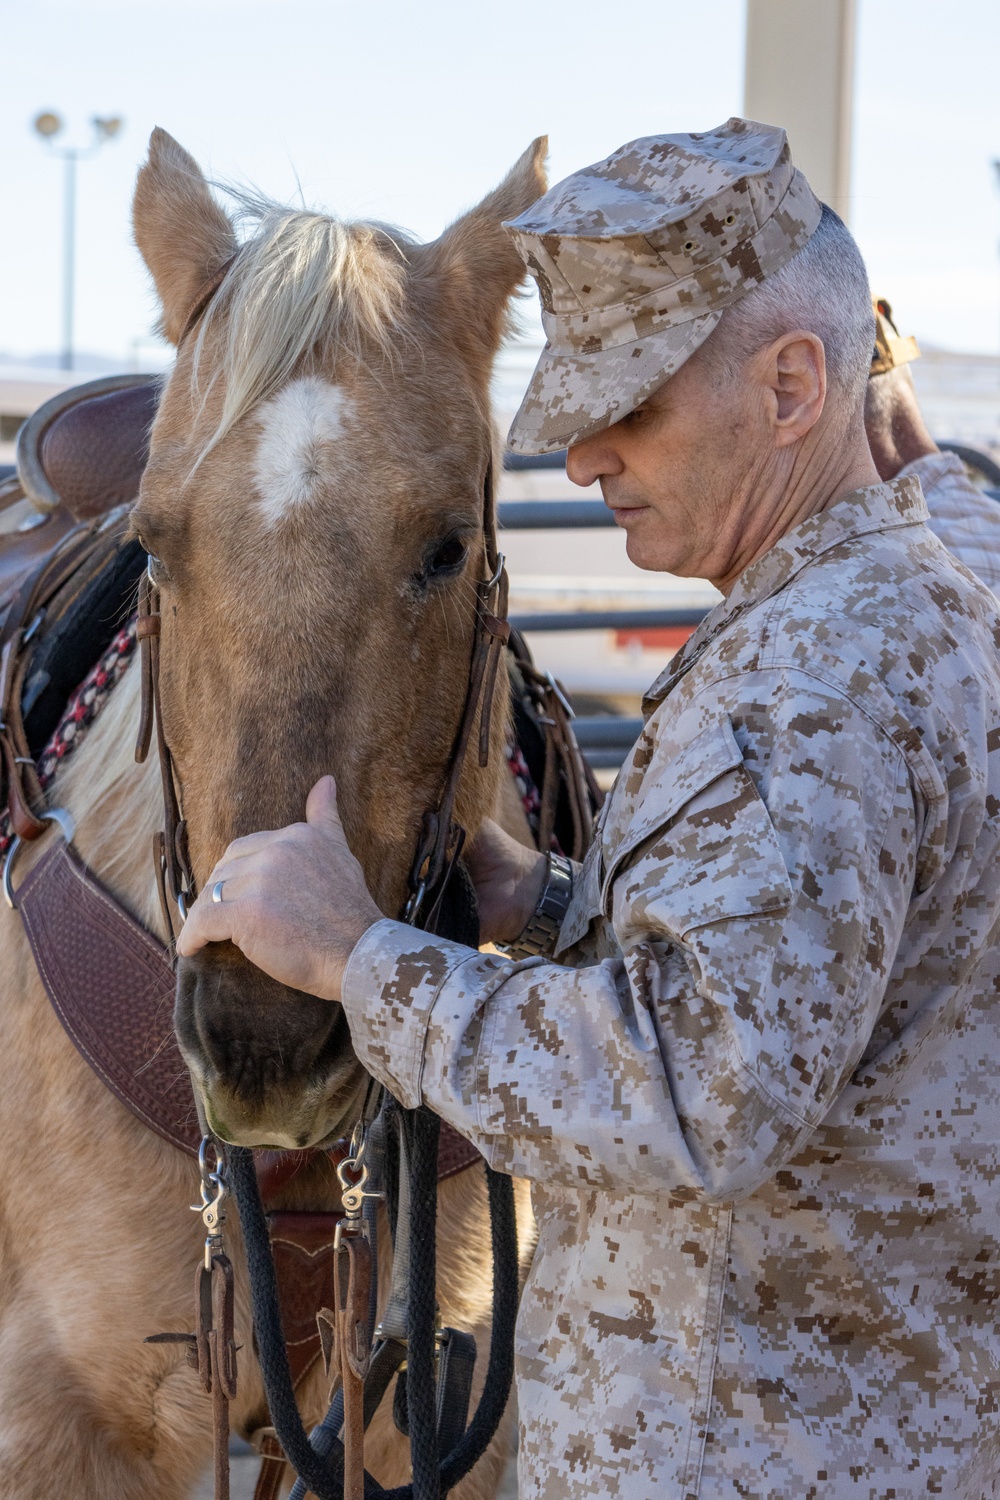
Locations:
510;606;707;634
501;441;1000;773
573;716;644;770
498;499;616;530
498;498;710;643
498;486;696;771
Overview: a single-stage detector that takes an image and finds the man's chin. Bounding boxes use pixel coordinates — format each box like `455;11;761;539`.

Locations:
610;503;689;573
619;516;663;570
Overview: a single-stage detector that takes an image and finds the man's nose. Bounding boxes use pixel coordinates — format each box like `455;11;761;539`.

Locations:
565;432;625;489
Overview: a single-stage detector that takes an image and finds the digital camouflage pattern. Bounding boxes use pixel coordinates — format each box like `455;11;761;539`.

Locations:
904;448;1000;597
343;475;1000;1497
504;117;822;456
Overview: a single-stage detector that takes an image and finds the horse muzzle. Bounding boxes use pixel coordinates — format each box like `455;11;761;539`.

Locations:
174;944;366;1149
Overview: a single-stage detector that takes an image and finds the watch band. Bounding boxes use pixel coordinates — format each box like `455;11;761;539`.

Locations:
502;852;574;959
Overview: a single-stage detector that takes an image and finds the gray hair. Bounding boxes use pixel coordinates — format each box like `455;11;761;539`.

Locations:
700;205;874;416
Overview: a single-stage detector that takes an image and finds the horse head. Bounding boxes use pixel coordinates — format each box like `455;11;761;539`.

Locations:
129;129;546;1149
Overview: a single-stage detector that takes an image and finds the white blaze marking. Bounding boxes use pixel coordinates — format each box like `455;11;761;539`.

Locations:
253;376;351;526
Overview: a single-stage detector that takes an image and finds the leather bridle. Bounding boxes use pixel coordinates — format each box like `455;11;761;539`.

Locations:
135;260;512;942
400;472;510;928
131;258;524;1500
135;568;195;931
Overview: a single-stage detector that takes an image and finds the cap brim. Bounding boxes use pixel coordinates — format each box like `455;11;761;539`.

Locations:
507;309;723;457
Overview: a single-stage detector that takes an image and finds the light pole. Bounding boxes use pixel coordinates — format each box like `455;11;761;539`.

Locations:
993;159;1000;361
33;111;123;372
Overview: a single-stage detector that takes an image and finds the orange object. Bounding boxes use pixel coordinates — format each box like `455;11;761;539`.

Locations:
614;626;694;652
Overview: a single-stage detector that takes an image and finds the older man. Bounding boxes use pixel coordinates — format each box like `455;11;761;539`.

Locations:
179;120;1000;1497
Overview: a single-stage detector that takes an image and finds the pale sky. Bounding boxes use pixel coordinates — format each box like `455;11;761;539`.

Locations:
1;0;999;369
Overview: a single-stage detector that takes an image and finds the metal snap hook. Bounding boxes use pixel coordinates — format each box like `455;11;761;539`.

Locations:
192;1136;230;1269
403;877;428;925
2;807;75;910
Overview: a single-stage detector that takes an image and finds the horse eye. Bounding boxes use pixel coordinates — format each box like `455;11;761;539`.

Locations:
426;536;468;577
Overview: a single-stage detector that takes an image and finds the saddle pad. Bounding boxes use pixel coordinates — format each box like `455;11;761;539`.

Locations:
18;838;482;1177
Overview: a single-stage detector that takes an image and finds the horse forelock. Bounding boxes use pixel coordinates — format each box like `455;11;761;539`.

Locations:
189;193;414;468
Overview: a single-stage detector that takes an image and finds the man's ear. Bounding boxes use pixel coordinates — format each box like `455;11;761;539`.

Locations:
767;330;827;446
133;128;237;346
416;137;548;379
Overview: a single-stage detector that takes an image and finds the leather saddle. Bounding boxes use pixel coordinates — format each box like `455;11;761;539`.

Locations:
13;372;160;519
0;375;160;617
0;378;158;833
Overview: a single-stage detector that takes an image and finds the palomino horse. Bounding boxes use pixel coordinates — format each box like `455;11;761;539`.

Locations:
0;128;545;1498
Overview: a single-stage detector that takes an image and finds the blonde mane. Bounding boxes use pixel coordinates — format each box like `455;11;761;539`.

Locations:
191;190;414;460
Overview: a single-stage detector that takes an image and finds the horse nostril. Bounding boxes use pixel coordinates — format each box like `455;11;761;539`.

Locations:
173;948;365;1149
174;946;355;1101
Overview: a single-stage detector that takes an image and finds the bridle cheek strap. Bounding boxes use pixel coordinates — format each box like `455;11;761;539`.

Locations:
132;252;244;941
477;566;510;768
135;568;195;939
404;459;510;930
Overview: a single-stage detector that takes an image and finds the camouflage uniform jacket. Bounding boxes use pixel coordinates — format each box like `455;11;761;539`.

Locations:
342;475;1000;1498
905;449;1000;597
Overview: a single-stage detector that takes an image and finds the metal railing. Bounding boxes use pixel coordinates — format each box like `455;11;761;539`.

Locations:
499;440;1000;773
508;604;706;634
572;716;643;770
497;499;615;530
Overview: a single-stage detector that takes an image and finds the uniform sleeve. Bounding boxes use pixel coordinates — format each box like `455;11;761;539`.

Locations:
904;451;1000;596
340;678;918;1202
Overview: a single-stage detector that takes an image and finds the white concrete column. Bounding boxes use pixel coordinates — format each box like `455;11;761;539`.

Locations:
744;0;856;220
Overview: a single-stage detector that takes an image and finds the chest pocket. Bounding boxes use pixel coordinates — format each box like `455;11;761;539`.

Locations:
561;713;793;950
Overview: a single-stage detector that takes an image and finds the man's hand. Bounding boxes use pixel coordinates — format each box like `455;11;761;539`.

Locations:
466;818;548;945
176;776;382;1002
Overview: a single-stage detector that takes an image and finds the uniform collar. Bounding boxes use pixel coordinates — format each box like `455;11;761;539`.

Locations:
642;475;928;714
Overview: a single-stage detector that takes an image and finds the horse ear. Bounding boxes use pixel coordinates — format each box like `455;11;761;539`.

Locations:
133;129;237;346
420;137;548;376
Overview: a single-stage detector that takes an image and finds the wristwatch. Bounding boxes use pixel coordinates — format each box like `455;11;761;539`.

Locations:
502;852;574;959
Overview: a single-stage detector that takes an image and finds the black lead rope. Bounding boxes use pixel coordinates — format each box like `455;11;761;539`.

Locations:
401;1107;441;1499
229;1111;519;1500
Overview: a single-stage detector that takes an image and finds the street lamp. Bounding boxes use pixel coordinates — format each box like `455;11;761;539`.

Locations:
32;111;124;372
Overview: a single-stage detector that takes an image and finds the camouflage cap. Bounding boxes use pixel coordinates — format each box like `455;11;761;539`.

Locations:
504;118;823;455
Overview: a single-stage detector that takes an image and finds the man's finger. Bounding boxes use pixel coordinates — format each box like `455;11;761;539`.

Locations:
175;889;244;956
220;825;299;862
306;774;340;828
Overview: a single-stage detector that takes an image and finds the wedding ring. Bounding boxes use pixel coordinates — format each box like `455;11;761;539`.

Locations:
211;880;226;904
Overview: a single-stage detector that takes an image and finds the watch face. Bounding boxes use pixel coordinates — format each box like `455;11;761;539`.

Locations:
506;855;574;958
